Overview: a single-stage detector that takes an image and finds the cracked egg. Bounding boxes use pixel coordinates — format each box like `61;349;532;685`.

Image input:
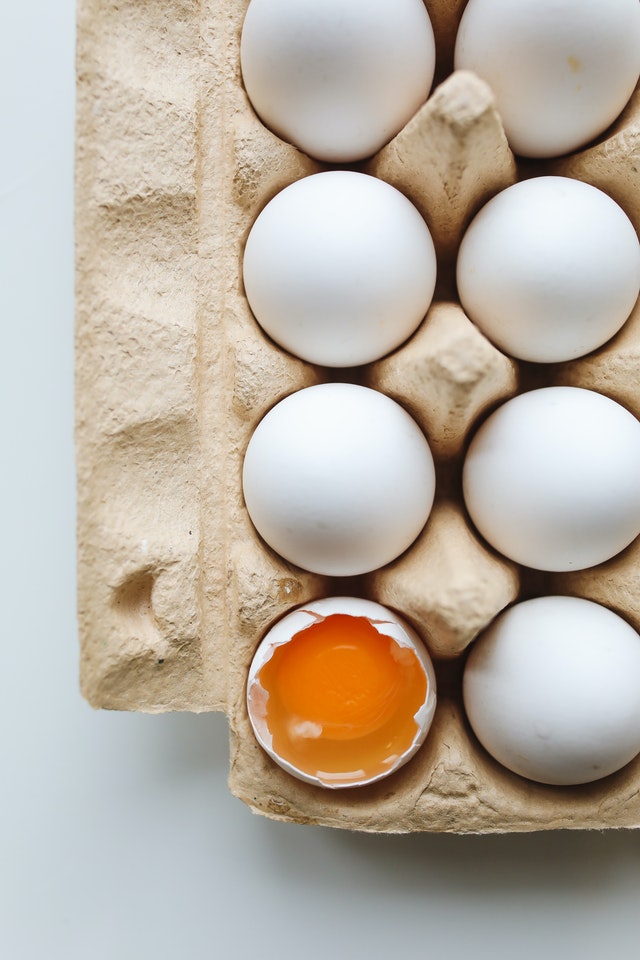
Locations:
246;597;437;789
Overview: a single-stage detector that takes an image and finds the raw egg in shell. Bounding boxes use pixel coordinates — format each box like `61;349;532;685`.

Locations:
246;597;437;789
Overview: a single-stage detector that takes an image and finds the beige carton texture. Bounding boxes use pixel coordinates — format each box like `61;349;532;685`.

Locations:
76;0;640;832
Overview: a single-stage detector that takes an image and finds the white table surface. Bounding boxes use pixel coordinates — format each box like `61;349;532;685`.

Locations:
2;4;640;958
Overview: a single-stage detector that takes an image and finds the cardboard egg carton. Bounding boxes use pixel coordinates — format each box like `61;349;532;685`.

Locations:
76;0;640;832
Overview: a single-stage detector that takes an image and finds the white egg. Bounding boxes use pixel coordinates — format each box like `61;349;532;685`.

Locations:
247;596;437;789
464;596;640;785
242;383;435;576
240;0;435;163
462;387;640;572
454;0;640;158
243;172;437;368
457;177;640;364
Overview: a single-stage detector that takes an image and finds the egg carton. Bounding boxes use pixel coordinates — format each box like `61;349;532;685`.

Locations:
75;0;640;832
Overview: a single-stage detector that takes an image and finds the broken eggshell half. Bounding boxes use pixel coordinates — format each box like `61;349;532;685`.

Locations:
246;596;437;789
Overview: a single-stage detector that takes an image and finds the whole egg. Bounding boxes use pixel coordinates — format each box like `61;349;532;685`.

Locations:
240;0;435;162
455;0;640;158
464;596;640;785
462;387;640;572
242;383;436;577
457;177;640;364
243;172;436;368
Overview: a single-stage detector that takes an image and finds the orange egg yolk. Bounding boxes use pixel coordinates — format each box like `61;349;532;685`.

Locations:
253;613;428;787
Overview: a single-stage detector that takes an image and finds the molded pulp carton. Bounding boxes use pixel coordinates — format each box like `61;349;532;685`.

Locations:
76;0;640;832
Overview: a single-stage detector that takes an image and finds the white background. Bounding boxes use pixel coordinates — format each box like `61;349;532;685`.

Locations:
2;3;640;958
